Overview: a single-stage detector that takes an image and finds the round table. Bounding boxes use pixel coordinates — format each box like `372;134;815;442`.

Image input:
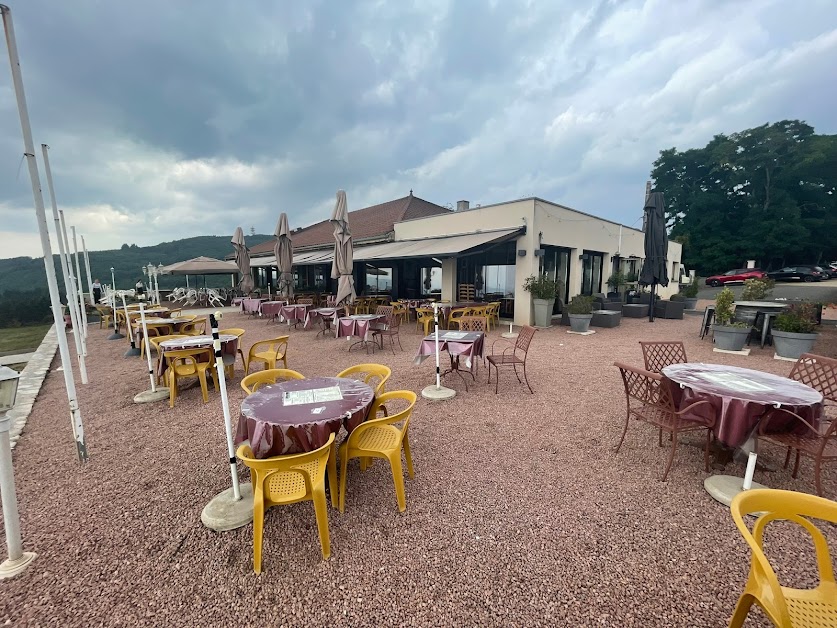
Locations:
663;363;823;505
236;376;374;458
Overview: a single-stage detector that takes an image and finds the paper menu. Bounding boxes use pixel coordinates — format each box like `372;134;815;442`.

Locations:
282;386;344;406
701;372;772;392
442;331;468;339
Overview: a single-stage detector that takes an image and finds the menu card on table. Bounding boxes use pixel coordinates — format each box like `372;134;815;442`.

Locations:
702;372;772;392
442;331;468;340
282;386;344;406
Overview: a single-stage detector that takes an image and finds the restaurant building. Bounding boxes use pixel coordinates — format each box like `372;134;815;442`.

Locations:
249;193;683;326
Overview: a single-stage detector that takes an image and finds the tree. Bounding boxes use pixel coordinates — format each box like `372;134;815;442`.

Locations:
652;121;837;273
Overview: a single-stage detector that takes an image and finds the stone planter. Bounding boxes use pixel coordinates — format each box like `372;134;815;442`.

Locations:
772;330;818;360
532;298;555;327
712;325;750;351
569;314;592;333
684;297;698;310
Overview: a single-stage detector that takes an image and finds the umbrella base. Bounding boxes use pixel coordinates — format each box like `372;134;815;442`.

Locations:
0;552;37;579
124;346;141;357
133;388;170;404
201;483;254;532
421;385;456;401
108;332;125;340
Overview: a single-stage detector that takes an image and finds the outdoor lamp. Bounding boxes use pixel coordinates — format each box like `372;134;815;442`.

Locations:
0;365;36;578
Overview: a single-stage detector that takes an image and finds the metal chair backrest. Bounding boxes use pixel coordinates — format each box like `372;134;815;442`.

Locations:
639;341;688;373
789;353;837;403
458;316;488;333
615;362;676;411
514;326;537;358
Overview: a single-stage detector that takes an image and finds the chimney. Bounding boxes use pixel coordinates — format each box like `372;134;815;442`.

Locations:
456;200;469;212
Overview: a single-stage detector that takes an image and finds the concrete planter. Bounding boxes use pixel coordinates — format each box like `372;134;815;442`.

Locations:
569;314;592;333
684;298;698;310
712;325;750;351
772;330;818;360
532;298;555;327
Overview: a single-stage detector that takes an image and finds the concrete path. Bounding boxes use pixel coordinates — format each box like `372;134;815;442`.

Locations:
6;326;59;450
0;352;35;366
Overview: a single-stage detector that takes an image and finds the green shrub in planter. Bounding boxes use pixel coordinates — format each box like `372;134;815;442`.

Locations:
741;277;775;301
682;276;699;298
714;288;747;327
567;296;594;315
523;274;563;300
606;271;626;293
670;294;685;301
773;302;817;334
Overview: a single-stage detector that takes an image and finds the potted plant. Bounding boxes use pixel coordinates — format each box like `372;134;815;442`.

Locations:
711;287;750;351
524;274;562;327
606;271;626;299
740;277;774;301
681;276;699;310
772;301;819;359
566;295;594;333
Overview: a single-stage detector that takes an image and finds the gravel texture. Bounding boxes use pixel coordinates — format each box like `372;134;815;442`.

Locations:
1;310;836;626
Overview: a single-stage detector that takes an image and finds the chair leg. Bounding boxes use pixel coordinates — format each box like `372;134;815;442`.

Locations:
388;453;406;512
328;443;338;508
791;450;801;478
253;500;265;574
494;365;500;394
168;371;177;408
311;488;331;560
783;447;792;469
198;372;209;403
814;455;823;497
662;431;678;481
522;363;533;394
512;363;522;384
614;410;630;454
728;594;754;628
338;448;349;513
658;428;663;447
403;433;414;478
703;428;711;472
396;333;403;352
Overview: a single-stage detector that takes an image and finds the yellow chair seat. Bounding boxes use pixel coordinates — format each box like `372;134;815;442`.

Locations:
266;460;321;504
356;425;400;451
785;594;837;626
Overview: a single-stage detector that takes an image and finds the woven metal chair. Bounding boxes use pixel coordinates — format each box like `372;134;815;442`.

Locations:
486;325;536;394
639;341;688;373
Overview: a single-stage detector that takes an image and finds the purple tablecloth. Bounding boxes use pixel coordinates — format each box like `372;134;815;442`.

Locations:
236;376;374;457
279;303;309;323
414;331;485;372
663;363;823;448
241;298;267;314
156;334;238;378
259;300;288;317
132;317;190;344
336;314;384;341
304;307;340;330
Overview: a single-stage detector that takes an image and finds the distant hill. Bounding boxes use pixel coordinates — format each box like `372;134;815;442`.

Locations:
0;234;272;295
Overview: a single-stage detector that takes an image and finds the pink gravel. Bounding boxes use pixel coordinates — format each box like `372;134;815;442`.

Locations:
1;311;835;626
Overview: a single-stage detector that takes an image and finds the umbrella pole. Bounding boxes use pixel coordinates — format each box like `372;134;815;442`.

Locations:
200;313;253;532
121;293;140;357
421;302;455;400
133;302;169;403
649;281;656;322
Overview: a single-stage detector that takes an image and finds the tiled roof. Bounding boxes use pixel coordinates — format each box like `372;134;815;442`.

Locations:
249;193;450;256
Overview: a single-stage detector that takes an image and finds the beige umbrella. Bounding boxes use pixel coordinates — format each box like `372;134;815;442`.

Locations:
274;213;294;300
161;256;238;274
231;227;254;294
330;190;356;306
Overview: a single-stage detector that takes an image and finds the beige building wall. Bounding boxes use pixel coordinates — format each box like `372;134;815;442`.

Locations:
396;197;682;326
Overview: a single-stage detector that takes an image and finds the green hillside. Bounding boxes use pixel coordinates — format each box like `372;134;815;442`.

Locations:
0;234;271;295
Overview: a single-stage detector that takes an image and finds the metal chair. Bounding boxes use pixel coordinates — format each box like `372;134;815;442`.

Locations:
486;325;536;394
638;341;688;373
699;305;715;339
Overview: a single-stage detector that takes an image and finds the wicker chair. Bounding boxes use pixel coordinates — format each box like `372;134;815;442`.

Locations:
638;341;688;373
486;325;536;394
788;353;837;418
458;316;488;333
614;361;716;481
372;307;402;354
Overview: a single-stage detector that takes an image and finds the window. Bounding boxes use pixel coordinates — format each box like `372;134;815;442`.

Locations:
419;267;442;293
480;265;515;297
365;265;392;293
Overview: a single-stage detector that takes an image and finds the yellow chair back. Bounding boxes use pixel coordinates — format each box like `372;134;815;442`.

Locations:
336;363;391;396
241;368;305;394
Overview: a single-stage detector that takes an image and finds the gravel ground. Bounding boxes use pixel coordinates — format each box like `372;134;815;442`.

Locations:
2;310;836;627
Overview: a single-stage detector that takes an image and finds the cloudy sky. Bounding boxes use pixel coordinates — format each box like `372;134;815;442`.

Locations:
0;0;835;259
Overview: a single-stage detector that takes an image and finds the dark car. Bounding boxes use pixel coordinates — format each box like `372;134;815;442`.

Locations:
766;265;828;282
824;263;837;278
704;268;767;287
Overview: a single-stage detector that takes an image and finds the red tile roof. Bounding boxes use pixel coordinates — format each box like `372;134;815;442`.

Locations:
249;193;450;256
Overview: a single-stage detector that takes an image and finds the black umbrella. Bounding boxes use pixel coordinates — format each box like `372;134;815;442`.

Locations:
638;191;669;322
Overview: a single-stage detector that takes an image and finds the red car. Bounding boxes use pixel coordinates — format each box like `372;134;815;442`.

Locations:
704;268;767;287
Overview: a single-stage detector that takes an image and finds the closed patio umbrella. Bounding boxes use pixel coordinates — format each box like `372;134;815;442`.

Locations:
638;191;669;322
330;190;356;306
274;213;294;300
231;227;254;294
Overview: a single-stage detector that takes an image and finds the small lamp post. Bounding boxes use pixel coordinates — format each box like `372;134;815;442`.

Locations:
156;263;164;305
141;265;149;301
0;366;37;578
108;267;123;339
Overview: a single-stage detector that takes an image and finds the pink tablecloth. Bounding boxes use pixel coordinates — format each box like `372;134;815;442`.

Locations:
279;304;309;324
259;300;288;318
304;307;340;330
663;363;823;448
241;298;267;314
414;331;485;372
336;315;385;341
156;334;238;378
236;376;374;457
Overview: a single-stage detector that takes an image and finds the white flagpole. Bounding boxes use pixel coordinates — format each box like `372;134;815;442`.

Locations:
420;302;455;400
120;292;140;357
210;312;240;499
1;4;87;461
58;210;88;365
81;236;94;306
71;226;88;339
108;267;123;340
132;303;169;404
433;303;441;389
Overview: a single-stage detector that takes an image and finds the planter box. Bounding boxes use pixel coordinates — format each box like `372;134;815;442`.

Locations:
569;314;593;333
772;330;818;360
591;310;621;328
712;325;750;351
532;298;555;327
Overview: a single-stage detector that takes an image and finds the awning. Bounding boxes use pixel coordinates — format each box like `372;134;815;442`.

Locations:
249;227;523;267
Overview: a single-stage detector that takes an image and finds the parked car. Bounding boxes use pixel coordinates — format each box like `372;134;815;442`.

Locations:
704;268;767;287
766;265;828;282
824;263;837;278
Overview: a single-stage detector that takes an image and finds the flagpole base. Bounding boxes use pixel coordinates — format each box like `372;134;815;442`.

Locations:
124;346;141;357
0;552;36;579
107;332;125;340
421;385;456;400
133;389;170;404
201;483;254;532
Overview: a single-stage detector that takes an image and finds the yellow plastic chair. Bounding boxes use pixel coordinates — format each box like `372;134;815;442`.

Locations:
728;488;837;628
140;323;174;358
241;368;305;394
179;319;206;336
390;301;408;324
416;308;435;335
219;328;246;378
149;334;188;383
447;307;470;330
95;305;112;329
245;336;289;374
339;390;416;513
164;348;214;408
336;364;391;396
236;433;337;574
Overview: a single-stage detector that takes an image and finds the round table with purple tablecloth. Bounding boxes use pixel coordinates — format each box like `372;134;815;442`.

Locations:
157;334;238;378
663;363;823;448
236;376;374;458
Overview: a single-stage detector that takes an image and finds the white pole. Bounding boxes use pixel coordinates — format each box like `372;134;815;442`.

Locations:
0;400;36;577
120;292;140;356
153;265;161;305
71;226;88;339
59;210;88;364
433;302;441;389
81;235;94;306
41;146;86;380
139;304;157;392
209;312;241;500
1;4;88;462
742;452;758;490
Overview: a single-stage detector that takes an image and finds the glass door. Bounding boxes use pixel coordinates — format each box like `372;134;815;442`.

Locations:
581;252;604;295
540;246;570;313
